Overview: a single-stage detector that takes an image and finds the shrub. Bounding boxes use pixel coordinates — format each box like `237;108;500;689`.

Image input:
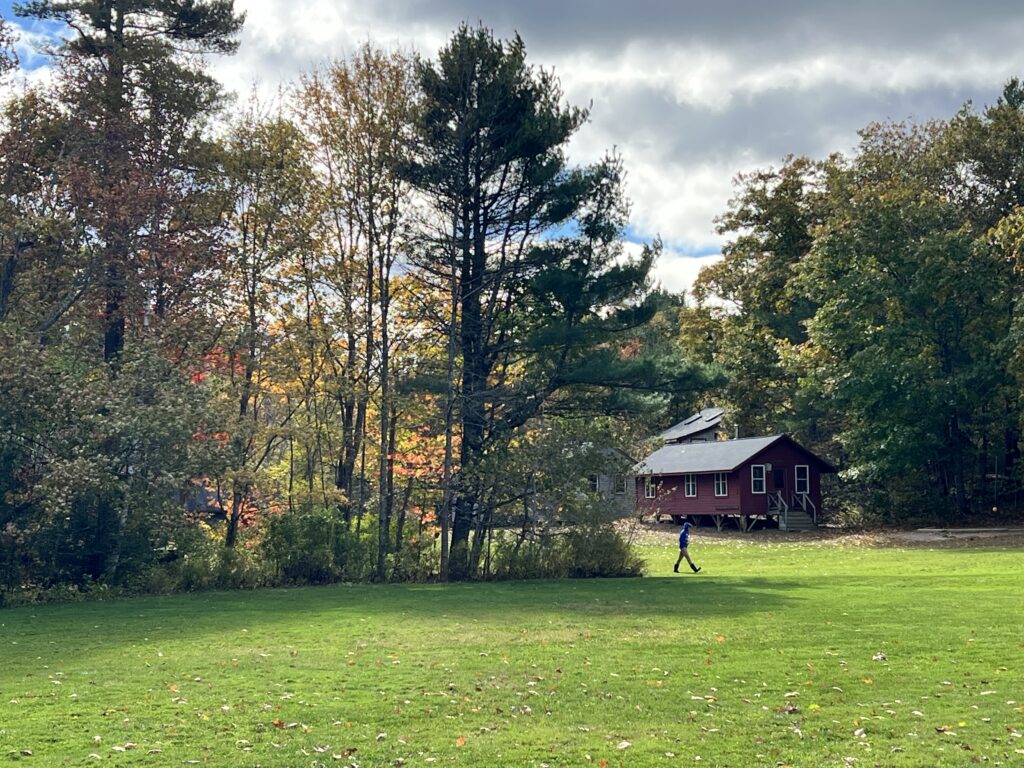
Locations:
490;520;643;580
261;508;374;584
564;524;644;578
388;531;439;582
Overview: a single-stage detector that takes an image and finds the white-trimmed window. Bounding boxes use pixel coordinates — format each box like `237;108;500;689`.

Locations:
644;476;656;499
684;474;697;497
614;475;627;495
751;464;766;494
714;472;728;497
795;465;810;495
588;474;600;493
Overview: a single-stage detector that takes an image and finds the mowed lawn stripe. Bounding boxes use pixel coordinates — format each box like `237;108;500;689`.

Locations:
2;542;1022;767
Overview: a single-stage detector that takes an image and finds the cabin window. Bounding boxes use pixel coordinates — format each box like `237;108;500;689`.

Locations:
614;475;627;495
795;465;810;495
714;472;728;497
751;464;766;494
644;476;656;499
588;474;600;493
684;474;697;497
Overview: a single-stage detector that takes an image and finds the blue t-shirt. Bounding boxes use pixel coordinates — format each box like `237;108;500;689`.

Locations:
679;524;690;548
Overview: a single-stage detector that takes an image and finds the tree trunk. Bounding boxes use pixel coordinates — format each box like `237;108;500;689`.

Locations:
0;248;18;321
102;502;130;583
103;263;125;363
101;7;128;364
226;485;244;548
449;188;486;580
375;273;391;582
439;243;459;579
394;476;413;554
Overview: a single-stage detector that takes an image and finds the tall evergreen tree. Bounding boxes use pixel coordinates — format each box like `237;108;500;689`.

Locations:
14;0;244;361
406;25;706;579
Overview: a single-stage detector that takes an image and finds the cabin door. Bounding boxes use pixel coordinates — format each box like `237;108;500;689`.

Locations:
772;468;786;492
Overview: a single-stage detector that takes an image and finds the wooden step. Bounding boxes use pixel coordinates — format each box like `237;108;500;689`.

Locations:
781;507;817;532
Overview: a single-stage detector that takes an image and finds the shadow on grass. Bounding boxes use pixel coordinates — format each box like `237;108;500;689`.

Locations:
0;575;803;659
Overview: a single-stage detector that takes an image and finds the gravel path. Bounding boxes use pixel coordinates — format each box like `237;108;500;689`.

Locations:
621;518;1024;548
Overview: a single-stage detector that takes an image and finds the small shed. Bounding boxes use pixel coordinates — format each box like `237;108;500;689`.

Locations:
659;407;724;444
633;434;836;531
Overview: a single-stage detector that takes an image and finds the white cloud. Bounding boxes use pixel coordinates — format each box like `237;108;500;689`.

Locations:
7;0;1022;282
622;242;722;297
653;250;723;297
624;158;745;253
0;18;59;95
207;1;1024;279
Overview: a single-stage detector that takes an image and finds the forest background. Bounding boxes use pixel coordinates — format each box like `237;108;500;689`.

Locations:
3;2;1024;603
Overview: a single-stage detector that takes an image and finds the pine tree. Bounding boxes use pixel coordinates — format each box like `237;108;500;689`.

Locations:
406;25;706;579
14;1;244;361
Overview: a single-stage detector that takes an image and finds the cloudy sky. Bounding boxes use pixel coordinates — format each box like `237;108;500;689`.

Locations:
5;1;1024;293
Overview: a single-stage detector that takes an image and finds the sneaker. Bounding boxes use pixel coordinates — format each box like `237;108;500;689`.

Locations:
673;565;679;573
693;566;701;573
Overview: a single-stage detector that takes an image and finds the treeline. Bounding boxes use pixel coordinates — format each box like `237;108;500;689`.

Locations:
0;3;709;601
5;3;1022;603
688;80;1024;523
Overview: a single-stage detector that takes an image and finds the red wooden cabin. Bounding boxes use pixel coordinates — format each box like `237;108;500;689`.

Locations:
633;434;836;531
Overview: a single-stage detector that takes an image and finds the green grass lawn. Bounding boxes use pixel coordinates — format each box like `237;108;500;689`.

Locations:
2;536;1023;767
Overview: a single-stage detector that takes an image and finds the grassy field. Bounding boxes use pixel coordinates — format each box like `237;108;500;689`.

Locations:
2;532;1023;767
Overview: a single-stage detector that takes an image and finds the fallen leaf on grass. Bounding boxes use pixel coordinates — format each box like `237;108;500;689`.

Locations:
617;740;631;749
455;736;466;747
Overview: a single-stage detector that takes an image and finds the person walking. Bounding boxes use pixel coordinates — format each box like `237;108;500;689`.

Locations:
674;520;701;573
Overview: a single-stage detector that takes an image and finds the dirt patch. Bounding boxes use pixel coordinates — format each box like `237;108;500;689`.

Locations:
888;527;1024;545
620;518;1024;549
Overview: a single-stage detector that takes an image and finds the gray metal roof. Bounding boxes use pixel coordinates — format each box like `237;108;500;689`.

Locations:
659;407;724;443
633;435;783;475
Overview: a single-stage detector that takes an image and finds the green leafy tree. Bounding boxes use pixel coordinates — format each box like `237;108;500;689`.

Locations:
694;156;835;439
218;110;317;547
797;121;1013;516
298;46;417;578
949;78;1024;229
0;336;216;589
